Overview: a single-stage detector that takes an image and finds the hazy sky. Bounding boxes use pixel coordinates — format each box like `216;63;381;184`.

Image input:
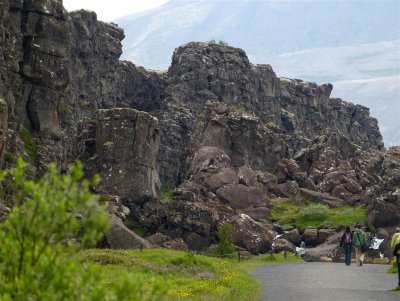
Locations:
63;0;169;21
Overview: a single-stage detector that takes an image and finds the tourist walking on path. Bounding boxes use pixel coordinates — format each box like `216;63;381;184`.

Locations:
353;224;367;267
391;227;400;250
393;241;400;290
340;226;353;266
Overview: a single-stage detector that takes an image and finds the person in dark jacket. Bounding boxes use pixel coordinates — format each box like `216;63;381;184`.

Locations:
340;226;353;266
393;242;400;290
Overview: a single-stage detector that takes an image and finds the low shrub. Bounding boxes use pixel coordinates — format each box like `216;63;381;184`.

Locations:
216;223;236;257
299;204;329;220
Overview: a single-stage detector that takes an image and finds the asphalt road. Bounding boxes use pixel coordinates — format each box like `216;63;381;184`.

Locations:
252;262;399;301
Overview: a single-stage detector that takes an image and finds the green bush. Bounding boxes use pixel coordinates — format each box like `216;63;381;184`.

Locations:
20;126;38;164
0;159;109;300
216;223;236;257
161;183;174;201
299;204;329;220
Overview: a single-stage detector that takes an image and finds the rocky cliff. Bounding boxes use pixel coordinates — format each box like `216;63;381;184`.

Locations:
0;0;398;257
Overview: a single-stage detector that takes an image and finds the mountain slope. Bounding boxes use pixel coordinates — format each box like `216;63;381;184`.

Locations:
115;0;400;146
268;41;400;146
117;0;400;69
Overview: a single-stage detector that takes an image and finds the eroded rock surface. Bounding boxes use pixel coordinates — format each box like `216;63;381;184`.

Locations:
0;0;399;256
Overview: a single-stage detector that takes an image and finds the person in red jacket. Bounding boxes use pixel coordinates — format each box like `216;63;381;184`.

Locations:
340;226;353;266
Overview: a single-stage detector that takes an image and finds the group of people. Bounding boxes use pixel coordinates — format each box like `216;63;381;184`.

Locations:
339;226;400;290
339;224;367;267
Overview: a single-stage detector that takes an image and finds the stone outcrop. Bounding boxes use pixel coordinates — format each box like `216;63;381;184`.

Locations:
159;42;383;186
85;108;161;204
0;0;399;256
104;216;153;250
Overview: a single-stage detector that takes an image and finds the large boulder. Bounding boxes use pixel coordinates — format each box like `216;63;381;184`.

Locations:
302;228;319;247
282;228;302;246
104;216;153;250
274;238;296;253
302;243;340;262
230;214;274;254
87;108;161;203
216;184;266;209
146;232;170;246
299;188;343;208
163;238;189;252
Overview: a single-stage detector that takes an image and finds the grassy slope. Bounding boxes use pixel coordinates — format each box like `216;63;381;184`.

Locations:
268;199;367;228
78;249;301;301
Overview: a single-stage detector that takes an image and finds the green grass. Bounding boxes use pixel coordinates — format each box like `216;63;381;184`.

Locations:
268;199;367;228
388;261;398;274
238;252;302;272
20;126;38;164
77;249;301;301
161;183;174;201
228;104;248;114
78;248;260;300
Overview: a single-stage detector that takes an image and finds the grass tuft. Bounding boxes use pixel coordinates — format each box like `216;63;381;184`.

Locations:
161;183;174;201
268;199;367;228
20;126;38;164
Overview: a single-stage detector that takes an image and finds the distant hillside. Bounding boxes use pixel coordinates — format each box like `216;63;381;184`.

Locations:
115;0;400;146
268;41;400;147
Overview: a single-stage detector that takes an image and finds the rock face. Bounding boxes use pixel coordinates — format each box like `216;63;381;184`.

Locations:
85;108;161;204
104;216;153;250
1;0;399;256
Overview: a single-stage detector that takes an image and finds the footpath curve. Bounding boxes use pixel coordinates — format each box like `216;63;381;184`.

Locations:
252;262;398;301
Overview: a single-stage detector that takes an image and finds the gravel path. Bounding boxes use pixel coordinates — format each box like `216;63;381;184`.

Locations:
252;262;398;301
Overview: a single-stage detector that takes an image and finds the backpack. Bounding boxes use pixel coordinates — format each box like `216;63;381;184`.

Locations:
345;233;352;244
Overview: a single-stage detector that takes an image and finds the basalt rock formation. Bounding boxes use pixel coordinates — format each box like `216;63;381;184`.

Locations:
0;0;399;256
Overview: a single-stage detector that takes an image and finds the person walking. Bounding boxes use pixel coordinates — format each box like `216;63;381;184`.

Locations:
393;240;400;290
340;226;353;266
391;227;400;250
353;224;367;267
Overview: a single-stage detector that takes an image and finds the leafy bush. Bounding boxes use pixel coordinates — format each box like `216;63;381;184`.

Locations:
20;126;38;164
216;223;236;257
299;204;329;220
0;159;109;300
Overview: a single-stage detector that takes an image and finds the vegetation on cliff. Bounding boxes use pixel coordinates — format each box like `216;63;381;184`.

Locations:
0;159;300;300
268;199;367;229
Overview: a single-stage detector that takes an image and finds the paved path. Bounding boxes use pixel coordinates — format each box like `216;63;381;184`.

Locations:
252;262;399;301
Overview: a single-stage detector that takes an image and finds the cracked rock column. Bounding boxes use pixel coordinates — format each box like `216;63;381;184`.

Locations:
88;108;161;203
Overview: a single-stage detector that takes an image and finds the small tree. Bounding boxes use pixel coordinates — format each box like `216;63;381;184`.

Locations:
0;159;108;300
216;223;236;257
